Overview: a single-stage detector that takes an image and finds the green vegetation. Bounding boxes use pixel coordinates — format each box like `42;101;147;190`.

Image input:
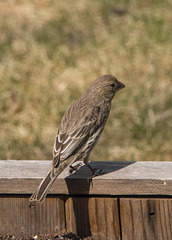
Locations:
0;0;171;161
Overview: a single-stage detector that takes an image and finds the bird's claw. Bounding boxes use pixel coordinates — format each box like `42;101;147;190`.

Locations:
69;163;83;174
88;168;103;186
91;168;103;178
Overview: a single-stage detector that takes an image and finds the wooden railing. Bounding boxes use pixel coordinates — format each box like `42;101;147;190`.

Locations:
0;160;172;239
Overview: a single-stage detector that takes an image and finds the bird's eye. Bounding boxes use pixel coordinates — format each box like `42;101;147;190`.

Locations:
110;84;115;88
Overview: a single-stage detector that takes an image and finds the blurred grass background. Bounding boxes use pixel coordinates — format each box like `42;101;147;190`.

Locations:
0;0;171;162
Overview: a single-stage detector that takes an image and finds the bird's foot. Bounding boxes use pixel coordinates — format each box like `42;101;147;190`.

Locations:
88;168;103;186
91;168;103;178
85;163;103;178
69;163;83;174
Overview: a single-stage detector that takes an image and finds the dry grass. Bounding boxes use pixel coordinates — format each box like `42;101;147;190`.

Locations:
0;0;172;162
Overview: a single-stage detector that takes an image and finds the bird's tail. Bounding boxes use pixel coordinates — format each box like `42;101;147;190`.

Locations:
29;168;60;203
29;156;75;203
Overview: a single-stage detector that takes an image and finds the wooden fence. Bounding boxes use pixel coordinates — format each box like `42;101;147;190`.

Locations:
0;160;172;239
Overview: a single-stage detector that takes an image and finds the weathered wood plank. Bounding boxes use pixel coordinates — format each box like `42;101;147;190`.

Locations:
88;198;121;240
120;198;172;240
0;160;172;195
65;197;121;240
0;196;65;237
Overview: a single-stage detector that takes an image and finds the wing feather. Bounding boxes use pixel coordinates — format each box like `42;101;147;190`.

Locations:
52;106;100;168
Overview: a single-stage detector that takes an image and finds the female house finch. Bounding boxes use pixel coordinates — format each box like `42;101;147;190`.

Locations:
29;75;125;203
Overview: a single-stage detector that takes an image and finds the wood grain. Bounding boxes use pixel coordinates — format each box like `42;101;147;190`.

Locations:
0;196;65;237
65;197;121;240
120;198;172;240
0;160;172;195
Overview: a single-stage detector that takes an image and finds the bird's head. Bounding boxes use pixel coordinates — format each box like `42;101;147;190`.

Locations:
87;75;125;102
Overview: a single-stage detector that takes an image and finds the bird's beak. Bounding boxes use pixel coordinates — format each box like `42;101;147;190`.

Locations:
117;81;125;91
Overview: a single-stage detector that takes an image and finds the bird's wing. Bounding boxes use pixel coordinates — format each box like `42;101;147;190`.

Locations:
52;106;100;168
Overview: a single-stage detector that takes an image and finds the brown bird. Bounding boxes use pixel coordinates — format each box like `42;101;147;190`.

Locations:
29;75;125;203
